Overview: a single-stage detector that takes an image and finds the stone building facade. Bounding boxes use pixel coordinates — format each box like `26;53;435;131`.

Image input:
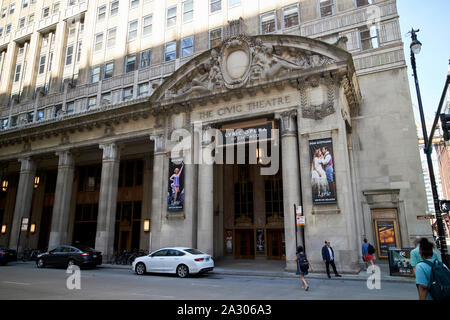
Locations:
0;0;432;273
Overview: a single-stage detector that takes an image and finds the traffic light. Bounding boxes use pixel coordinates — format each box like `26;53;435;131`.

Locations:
441;113;450;142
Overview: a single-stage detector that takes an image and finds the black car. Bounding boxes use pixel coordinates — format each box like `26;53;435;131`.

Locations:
0;248;17;266
36;245;102;269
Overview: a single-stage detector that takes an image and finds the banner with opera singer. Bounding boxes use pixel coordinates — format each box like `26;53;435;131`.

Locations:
309;138;337;205
168;159;184;211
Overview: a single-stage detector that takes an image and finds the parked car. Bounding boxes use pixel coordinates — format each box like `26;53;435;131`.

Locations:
132;247;214;278
0;248;17;266
36;245;102;269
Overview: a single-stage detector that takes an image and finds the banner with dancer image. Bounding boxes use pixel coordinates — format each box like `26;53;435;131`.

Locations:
167;158;184;212
309;138;337;205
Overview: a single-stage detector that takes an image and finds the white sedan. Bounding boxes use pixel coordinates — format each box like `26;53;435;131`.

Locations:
132;247;214;278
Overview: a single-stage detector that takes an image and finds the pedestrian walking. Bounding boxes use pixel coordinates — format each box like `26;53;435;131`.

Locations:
361;238;375;269
415;238;450;300
321;240;342;278
410;236;441;275
295;245;314;291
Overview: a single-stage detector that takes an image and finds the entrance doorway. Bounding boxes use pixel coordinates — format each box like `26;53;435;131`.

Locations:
235;229;254;259
267;229;284;260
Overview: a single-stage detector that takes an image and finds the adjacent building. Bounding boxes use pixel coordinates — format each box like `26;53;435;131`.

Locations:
0;0;433;273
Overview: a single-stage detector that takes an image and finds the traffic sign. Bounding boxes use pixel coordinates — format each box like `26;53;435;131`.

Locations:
296;215;305;226
440;200;450;212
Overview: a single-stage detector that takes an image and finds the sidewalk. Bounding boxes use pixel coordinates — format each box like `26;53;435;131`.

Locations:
100;259;415;284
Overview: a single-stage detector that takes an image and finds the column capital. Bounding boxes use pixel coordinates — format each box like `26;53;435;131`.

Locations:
278;109;298;137
18;157;36;173
56;150;74;167
99;142;121;161
150;134;165;153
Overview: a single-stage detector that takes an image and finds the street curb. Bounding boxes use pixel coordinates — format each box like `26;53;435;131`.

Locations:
99;264;415;284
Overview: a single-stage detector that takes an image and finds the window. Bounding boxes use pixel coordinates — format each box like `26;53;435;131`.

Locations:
43;7;49;18
36;110;44;121
98;5;106;22
23;0;29;8
128;20;138;41
360;26;379;51
28;13;34;24
87;96;97;109
181;36;193;58
123;86;133;100
68;25;76;36
1;119;8;129
167;6;176;28
125;54;136;73
110;1;119;15
209;28;222;48
10;116;17;127
228;0;240;7
283;4;300;28
101;92;111;104
76;41;81;62
38;55;46;74
130;0;139;9
260;11;276;34
319;0;335;18
142;15;152;36
164;41;176;62
138;82;149;96
26;112;34;123
19;17;25;29
0;27;3;37
104;61;114;79
1;8;6;18
356;0;374;7
66;101;75;113
65;44;73;65
210;0;221;13
183;0;193;23
6;24;11;34
53;104;62;117
139;49;151;68
90;65;101;83
14;64;21;82
107;27;116;47
53;2;59;13
9;3;15;15
48;52;53;71
94;33;103;51
18;46;24;55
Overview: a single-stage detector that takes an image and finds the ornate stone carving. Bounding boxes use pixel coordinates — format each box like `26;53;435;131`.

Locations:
300;76;336;120
99;142;120;161
279;109;297;136
150;134;165;153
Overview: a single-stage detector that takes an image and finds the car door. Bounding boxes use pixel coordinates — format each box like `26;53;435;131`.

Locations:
55;246;70;267
46;247;63;265
164;249;183;272
148;249;168;272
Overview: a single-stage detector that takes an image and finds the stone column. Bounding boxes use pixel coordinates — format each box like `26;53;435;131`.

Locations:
48;150;75;250
95;143;120;262
21;31;42;101
149;134;166;251
197;128;214;255
0;41;17;105
279;110;302;271
9;158;36;252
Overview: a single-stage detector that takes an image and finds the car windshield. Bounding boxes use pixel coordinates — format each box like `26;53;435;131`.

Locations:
184;248;204;255
73;245;95;252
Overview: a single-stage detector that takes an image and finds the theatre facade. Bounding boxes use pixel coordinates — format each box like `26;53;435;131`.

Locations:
0;33;431;273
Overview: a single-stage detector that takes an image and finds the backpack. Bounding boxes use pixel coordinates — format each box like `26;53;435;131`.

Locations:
368;244;376;255
298;254;309;271
419;259;450;300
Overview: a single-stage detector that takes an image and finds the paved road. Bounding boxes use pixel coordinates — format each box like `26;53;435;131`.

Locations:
0;262;417;300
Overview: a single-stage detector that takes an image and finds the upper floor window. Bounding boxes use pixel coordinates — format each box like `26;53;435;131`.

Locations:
43;7;49;18
110;1;119;16
66;101;75;113
128;20;138;41
319;0;335;18
260;11;276;34
76;41;82;62
228;0;240;7
138;82;149;96
142;15;152;36
140;49;151;68
1;119;8;129
98;5;106;22
283;4;300;29
1;8;7;18
209;28;222;48
94;33;103;51
10;116;18;127
164;41;176;62
53;2;60;13
125;54;136;73
28;14;34;24
48;51;53;70
9;3;15;15
6;24;11;34
107;27;116;47
104;61;114;79
123;86;133;100
210;0;221;13
167;6;177;28
87;96;97;109
183;0;193;23
36;110;44;121
0;27;3;37
14;64;21;82
130;0;139;9
38;55;46;74
360;26;379;51
65;44;74;65
356;0;374;7
90;65;101;83
26;112;34;123
18;17;25;29
181;36;193;58
23;0;29;8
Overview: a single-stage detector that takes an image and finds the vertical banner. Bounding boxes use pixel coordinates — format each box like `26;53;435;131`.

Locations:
309;138;337;204
256;229;265;254
167;158;184;212
225;230;233;254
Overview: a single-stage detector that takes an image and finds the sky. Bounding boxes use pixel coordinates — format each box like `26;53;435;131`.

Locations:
396;0;450;124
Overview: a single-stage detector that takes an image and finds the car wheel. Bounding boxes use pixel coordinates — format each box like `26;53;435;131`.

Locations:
176;264;189;278
36;258;45;268
135;262;146;275
67;259;76;268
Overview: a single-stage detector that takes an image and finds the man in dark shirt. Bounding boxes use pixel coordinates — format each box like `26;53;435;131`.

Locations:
322;240;342;278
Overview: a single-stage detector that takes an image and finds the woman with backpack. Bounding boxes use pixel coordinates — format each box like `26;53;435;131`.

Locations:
362;238;375;269
295;245;314;291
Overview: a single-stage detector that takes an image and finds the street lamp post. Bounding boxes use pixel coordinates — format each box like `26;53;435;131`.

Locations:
409;28;449;267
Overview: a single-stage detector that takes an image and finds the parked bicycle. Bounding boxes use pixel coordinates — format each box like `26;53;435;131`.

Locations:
112;249;148;265
19;248;46;261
